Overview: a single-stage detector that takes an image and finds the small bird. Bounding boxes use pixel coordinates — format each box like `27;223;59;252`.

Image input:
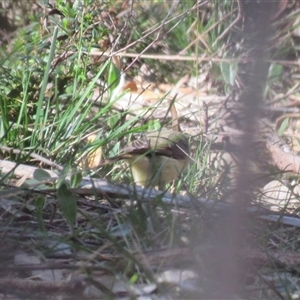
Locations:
106;129;190;189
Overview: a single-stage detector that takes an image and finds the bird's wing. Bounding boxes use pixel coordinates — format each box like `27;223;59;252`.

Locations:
150;133;189;160
122;135;151;155
122;131;189;160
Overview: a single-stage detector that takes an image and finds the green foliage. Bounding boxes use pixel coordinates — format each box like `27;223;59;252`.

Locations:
0;1;244;258
1;1;300;297
57;182;77;234
278;117;289;136
0;2;128;167
221;61;238;86
33;169;52;181
35;196;46;232
107;60;121;98
268;63;283;84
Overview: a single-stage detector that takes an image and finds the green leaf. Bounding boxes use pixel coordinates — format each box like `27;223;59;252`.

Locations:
129;273;139;284
57;182;77;233
268;63;283;84
221;61;238;85
147;120;162;131
33;26;58;145
35;196;46;232
277;118;289;136
107;114;120;130
22;179;49;190
107;61;121;97
57;164;71;188
70;172;82;188
33;169;52;181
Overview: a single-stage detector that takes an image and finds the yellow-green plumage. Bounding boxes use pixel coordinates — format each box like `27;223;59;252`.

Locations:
108;130;190;189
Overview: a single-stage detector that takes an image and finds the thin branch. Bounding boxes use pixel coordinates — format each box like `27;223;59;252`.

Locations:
0;145;63;171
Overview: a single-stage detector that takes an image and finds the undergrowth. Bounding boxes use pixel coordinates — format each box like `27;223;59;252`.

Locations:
0;0;300;298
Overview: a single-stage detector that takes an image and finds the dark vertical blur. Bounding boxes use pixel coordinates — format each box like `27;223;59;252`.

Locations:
199;1;276;298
